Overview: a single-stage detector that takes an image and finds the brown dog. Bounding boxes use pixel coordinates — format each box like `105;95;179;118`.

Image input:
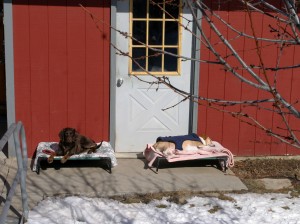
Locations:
152;135;214;157
47;128;102;163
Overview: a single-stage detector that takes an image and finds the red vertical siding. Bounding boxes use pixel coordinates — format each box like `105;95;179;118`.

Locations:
67;0;87;132
48;1;68;140
237;11;261;156
29;0;51;155
13;0;33;152
198;2;300;156
197;11;210;136
204;8;226;142
198;1;226;140
287;46;300;155
85;0;110;140
222;10;244;155
13;1;111;157
254;13;274;156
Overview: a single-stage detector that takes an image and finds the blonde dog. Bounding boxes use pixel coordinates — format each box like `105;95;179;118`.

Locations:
152;135;214;157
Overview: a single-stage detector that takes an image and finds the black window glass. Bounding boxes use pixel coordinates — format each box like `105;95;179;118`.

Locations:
165;0;179;19
148;48;162;72
131;0;180;74
132;48;146;71
148;21;162;45
165;21;178;45
149;0;163;18
133;0;147;18
133;21;146;45
164;48;178;72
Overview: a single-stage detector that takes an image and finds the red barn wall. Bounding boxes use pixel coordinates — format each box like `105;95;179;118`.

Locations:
13;0;111;157
198;1;300;156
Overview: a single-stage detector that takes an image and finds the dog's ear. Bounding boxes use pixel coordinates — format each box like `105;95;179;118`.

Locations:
59;129;65;141
72;128;77;141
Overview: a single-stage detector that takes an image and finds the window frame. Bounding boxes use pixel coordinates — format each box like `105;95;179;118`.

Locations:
129;0;182;76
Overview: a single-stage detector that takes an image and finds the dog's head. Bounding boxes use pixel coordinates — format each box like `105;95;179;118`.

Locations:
59;128;77;143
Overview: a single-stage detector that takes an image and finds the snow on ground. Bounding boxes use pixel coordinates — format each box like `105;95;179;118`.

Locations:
27;193;300;224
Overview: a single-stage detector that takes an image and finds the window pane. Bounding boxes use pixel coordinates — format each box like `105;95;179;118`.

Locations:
132;48;146;71
133;0;146;18
164;48;178;72
148;48;162;72
149;21;162;45
165;0;179;19
133;21;146;45
149;0;163;18
130;0;181;75
165;21;178;45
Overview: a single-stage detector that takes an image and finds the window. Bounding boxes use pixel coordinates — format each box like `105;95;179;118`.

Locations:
130;0;181;75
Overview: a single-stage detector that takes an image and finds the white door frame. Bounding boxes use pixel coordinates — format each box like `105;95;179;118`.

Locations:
109;0;200;155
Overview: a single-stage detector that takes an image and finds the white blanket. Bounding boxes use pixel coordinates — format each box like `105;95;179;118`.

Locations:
32;141;117;172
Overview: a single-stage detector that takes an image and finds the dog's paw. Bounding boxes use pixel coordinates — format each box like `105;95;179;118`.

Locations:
87;149;96;154
60;158;67;163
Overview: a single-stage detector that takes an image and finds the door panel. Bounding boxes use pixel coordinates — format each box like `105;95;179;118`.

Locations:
115;1;192;152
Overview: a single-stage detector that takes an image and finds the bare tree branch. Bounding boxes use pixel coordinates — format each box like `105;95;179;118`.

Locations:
81;0;300;149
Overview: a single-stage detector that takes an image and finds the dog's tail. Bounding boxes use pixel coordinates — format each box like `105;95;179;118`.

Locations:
95;141;103;149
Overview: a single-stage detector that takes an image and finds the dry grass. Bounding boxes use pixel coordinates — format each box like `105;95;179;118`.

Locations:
231;158;300;194
231;158;300;179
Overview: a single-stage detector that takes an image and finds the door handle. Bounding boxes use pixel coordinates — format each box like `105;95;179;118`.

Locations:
117;78;124;87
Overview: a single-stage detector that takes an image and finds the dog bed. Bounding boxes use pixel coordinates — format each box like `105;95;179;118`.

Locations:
32;141;117;174
143;141;234;172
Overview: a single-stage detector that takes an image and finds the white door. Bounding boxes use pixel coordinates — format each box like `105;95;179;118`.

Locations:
114;0;193;152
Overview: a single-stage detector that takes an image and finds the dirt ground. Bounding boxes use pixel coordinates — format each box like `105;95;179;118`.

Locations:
231;158;300;195
231;158;300;179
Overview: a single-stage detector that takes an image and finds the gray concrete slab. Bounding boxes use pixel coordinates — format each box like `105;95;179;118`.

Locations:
1;158;247;222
